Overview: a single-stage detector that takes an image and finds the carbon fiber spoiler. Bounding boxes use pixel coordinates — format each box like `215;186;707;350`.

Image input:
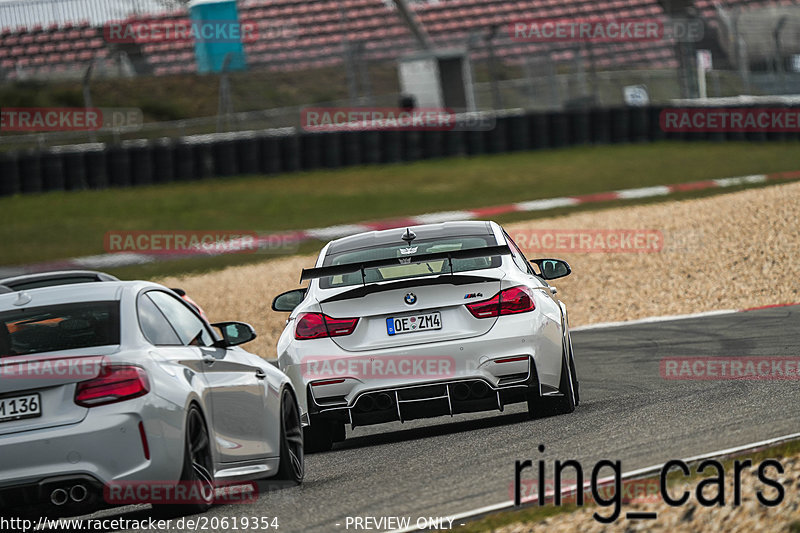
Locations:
300;244;512;283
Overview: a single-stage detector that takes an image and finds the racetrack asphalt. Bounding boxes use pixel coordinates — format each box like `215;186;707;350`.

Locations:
103;304;800;533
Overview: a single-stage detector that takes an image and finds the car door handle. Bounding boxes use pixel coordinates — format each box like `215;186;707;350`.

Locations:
255;369;267;380
203;357;216;366
549;286;558;295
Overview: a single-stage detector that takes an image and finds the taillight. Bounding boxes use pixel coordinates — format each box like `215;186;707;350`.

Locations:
295;313;359;340
466;286;536;319
75;365;150;407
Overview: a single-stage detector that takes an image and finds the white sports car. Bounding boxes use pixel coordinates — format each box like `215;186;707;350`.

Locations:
272;221;578;452
0;280;303;518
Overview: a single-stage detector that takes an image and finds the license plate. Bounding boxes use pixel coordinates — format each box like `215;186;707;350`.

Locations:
386;312;442;336
0;393;42;423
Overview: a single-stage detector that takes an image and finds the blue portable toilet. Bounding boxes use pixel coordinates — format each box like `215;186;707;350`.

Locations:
189;0;248;73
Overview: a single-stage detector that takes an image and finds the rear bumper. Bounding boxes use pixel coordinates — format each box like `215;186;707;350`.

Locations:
306;358;540;428
280;310;565;422
0;397;183;515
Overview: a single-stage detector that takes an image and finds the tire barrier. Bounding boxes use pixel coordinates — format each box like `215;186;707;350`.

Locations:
507;113;529;151
212;137;238;177
152;138;175;183
549;111;570;148
485;114;507;154
342;131;362;166
609;107;630;143
84;146;108;189
403;131;423;161
3;105;799;195
18;150;44;193
465;128;485;156
235;135;260;175
279;133;301;172
61;149;87;190
258;133;282;174
359;130;381;164
421;130;444;159
647;106;667;143
380;130;402;164
568;109;591;146
190;139;215;179
106;144;131;187
41;151;66;192
0;151;20;196
629;107;649;143
442;129;467;157
127;140;154;186
529;112;550;150
321;131;342;169
590;108;611;145
173;141;195;181
299;132;322;170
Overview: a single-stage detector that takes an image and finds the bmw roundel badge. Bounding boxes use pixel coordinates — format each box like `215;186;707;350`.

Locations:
404;292;417;305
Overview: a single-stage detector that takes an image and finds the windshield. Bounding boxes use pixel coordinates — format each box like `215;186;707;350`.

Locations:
320;236;501;289
0;301;120;358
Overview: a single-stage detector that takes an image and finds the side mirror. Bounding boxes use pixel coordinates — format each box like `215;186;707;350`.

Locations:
212;321;257;347
272;288;306;312
530;259;572;280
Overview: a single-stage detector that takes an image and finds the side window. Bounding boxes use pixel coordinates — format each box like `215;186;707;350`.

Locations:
148;291;214;347
138;294;181;345
504;232;533;274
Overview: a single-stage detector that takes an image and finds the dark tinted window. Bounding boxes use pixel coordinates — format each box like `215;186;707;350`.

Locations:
320;236;501;288
148;291;214;346
504;232;533;274
6;276;102;291
138;294;182;346
0;301;120;357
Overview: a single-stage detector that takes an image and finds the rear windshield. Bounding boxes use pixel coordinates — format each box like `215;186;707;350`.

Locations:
0;301;120;358
320;236;500;288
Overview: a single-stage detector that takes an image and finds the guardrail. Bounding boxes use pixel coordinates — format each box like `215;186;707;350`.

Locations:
1;105;798;197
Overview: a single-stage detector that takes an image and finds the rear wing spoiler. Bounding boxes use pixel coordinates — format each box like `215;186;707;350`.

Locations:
300;244;512;283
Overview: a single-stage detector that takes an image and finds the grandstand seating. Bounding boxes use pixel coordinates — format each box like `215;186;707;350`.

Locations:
0;0;795;80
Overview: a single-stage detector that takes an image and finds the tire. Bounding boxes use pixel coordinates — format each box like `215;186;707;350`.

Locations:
275;389;304;483
302;417;337;453
155;405;215;515
527;340;577;418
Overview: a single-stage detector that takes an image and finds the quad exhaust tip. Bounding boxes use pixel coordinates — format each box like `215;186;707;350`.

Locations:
375;393;393;410
452;383;470;401
70;484;88;503
470;381;489;398
357;393;394;412
50;488;68;506
356;395;376;412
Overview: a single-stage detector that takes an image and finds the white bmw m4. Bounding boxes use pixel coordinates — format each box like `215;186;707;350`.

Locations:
272;221;578;452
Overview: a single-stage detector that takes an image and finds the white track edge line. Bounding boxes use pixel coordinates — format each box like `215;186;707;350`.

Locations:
385;431;800;533
571;309;738;331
